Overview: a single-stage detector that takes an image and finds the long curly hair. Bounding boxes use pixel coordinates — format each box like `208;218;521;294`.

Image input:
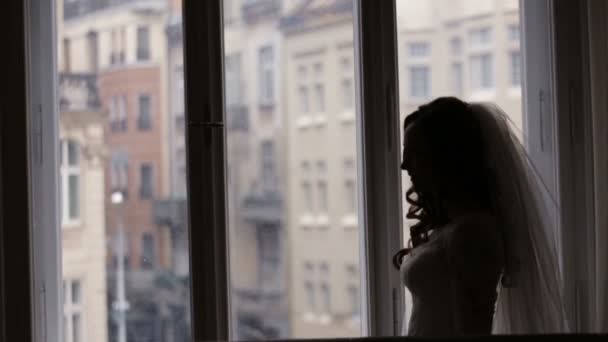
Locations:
393;97;493;270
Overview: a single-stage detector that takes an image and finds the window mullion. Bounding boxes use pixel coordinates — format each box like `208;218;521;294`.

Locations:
183;0;230;341
355;0;403;337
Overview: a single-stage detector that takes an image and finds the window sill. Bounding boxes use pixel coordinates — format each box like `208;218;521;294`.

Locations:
469;89;496;101
312;114;327;127
341;214;357;229
296;116;313;129
316;214;329;229
340;110;355;124
299;214;314;228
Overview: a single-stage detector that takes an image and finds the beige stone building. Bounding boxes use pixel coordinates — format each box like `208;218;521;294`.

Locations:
280;0;523;338
281;1;361;338
58;73;108;342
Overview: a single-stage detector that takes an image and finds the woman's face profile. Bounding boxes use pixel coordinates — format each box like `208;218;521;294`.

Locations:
401;123;435;194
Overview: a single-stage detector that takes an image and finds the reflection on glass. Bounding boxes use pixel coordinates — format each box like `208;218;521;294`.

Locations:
224;0;362;339
57;0;190;341
396;0;523;331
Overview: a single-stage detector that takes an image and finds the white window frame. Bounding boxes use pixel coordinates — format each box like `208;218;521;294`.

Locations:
22;0;600;341
63;279;85;342
60;139;81;226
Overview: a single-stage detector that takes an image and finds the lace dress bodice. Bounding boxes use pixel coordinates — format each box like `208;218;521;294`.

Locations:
400;214;504;336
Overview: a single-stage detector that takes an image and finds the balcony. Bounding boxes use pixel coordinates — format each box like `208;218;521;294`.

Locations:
241;190;283;224
58;73;101;112
64;0;165;21
241;0;281;25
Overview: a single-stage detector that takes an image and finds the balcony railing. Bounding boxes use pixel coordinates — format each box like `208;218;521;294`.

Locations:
59;73;101;112
241;0;281;25
64;0;164;20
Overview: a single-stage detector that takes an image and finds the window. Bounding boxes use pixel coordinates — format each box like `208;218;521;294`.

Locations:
470;53;494;90
225;54;242;106
408;42;430;57
345;179;356;213
257;225;280;287
141;233;155;269
60;139;80;223
117;96;127;131
509;51;522;86
63;279;83;342
314;83;325;113
320;282;331;314
137;26;150;61
469;27;493;48
174;65;185;113
408;66;430;99
110;29;117;64
304;280;316;312
63;38;71;72
450;37;462;55
109;96;118;131
138;94;152;130
86;31;98;71
342;79;353;110
260;140;276;191
318;181;328;213
299;86;309;114
139;163;154;199
508;24;520;42
111;150;129;194
451;62;463;95
302;181;313;213
259;45;274;104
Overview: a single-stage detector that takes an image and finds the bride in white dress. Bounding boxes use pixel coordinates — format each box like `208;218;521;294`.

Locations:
393;97;567;336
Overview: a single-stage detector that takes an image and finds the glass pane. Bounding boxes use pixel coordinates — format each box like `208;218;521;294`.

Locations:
57;1;191;341
224;0;362;339
396;0;523;333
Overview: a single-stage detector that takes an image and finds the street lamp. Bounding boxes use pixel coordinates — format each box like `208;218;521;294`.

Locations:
111;190;129;342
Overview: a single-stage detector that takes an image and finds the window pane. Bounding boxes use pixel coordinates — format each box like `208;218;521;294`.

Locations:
396;0;523;333
57;1;191;342
224;0;362;339
68;174;79;220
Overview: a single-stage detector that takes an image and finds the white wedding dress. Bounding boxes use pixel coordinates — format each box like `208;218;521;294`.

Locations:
400;213;503;336
399;102;568;336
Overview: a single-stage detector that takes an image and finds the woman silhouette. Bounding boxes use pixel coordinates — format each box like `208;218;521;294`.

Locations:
394;97;567;336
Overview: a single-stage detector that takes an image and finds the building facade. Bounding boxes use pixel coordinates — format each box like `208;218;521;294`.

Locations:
59;72;109;342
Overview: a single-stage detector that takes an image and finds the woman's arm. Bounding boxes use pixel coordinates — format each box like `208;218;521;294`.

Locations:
446;213;505;335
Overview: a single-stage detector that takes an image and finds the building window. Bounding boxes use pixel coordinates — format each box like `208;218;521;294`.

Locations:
318;180;328;213
63;279;83;342
139;163;154;199
450;37;462;55
86;31;99;71
320;282;331;313
470;54;494;90
174;65;185;114
136;26;150;61
408;66;430;99
347;284;359;317
111;150;129;196
225;53;242;106
342;79;353;110
469;27;493;48
298;65;308;79
137;94;152;130
302;181;313;213
63;38;71;72
141;233;155;269
508;24;520;42
257;225;280;287
345;179;356;213
304;280;316;312
299;86;309;114
259;45;274;104
314;62;323;75
408;42;430;57
118;96;127;131
451;62;463;95
260;140;276;191
314;83;325;113
509;51;522;86
60;139;80;223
